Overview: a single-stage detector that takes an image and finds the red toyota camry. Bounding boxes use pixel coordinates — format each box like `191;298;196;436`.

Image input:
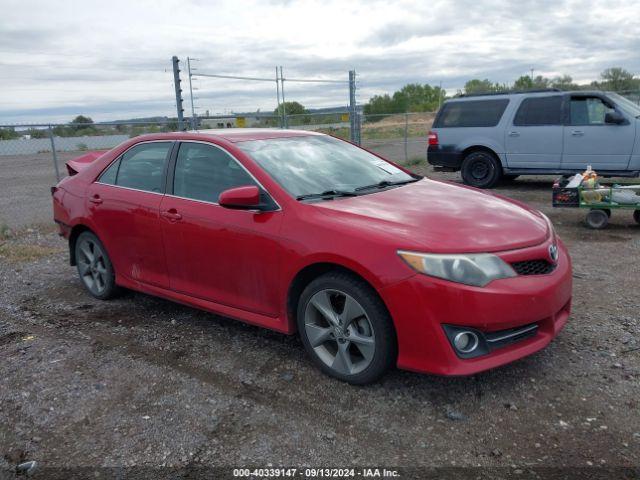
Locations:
52;129;572;384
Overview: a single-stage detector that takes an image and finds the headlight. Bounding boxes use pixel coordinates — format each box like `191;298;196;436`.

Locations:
398;250;517;287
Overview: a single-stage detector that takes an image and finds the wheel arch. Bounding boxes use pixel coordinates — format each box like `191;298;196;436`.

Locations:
285;261;392;335
461;144;502;164
68;224;94;266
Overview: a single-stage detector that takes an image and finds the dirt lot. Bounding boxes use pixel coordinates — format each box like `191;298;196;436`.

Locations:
0;152;639;478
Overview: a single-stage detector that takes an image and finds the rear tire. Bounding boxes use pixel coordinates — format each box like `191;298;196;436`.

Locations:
460;151;502;189
634;210;640;224
74;231;120;300
296;272;396;385
585;209;609;230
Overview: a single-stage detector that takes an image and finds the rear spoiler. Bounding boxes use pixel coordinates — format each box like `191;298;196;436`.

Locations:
66;151;105;176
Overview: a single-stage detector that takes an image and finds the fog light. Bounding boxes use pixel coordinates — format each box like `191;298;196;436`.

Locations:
453;331;479;353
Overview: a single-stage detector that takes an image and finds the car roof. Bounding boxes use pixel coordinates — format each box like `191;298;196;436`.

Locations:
186;128;323;143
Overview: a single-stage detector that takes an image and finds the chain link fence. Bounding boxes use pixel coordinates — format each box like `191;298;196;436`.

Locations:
4;89;640;183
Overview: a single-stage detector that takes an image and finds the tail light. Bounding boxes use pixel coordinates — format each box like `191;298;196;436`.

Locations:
428;131;439;146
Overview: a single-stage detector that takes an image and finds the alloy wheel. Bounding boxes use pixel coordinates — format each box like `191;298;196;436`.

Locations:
77;238;108;295
304;289;376;376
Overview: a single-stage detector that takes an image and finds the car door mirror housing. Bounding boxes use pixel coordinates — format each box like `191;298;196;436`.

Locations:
219;185;263;210
605;111;625;124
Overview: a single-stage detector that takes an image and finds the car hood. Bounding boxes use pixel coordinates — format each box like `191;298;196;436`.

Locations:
312;179;549;253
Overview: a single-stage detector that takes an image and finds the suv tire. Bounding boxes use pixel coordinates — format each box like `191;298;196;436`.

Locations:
461;151;502;189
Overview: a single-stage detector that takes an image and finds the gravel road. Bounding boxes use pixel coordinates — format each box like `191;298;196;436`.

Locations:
0;152;639;478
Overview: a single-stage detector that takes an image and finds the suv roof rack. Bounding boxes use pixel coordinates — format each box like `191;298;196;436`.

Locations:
458;88;562;98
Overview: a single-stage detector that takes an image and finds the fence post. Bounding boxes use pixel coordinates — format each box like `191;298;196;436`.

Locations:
404;113;409;163
48;125;61;182
279;66;288;128
275;66;282;128
172;56;185;131
348;70;361;145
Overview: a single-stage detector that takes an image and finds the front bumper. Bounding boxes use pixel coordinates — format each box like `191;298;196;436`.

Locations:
380;238;572;376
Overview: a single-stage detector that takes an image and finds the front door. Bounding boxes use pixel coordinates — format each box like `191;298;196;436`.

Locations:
159;141;283;317
505;95;564;169
562;94;634;171
86;141;172;288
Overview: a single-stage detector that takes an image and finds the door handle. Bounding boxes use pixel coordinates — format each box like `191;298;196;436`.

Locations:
571;130;584;136
89;195;103;205
161;209;182;222
508;131;520;137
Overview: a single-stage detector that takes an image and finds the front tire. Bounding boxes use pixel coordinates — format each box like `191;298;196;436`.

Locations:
460;151;502;189
297;272;396;385
75;231;119;300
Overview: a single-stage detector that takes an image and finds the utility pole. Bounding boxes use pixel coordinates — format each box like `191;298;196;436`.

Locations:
530;68;534;81
172;56;185;130
275;66;282;128
187;57;196;130
348;70;360;145
279;66;287;128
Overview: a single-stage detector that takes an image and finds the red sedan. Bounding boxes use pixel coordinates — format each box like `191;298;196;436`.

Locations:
52;129;572;384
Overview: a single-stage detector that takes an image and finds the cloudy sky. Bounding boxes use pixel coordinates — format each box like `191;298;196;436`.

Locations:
1;0;639;124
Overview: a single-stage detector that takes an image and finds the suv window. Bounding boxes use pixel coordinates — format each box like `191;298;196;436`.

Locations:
570;96;615;125
434;99;509;128
513;96;563;126
173;142;256;203
112;142;172;193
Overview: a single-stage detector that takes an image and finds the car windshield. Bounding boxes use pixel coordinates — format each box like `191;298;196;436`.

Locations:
237;135;417;199
608;92;640;117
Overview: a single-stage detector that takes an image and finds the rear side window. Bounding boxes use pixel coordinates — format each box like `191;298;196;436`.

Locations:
115;142;172;193
173;142;256;203
513;96;563;126
434;99;509;128
98;158;120;185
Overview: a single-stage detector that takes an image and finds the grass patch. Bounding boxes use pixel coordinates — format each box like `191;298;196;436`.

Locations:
401;156;426;167
0;243;62;263
0;223;11;241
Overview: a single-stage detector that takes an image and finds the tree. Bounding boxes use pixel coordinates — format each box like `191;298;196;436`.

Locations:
513;75;550;91
274;101;306;116
598;67;638;92
550;75;579;90
463;79;507;95
363;83;446;116
0;128;19;140
71;115;94;127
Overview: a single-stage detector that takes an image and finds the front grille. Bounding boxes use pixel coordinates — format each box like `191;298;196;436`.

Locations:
511;259;555;276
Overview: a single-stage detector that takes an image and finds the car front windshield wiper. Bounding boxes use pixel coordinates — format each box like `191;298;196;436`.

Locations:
296;189;359;201
354;178;420;192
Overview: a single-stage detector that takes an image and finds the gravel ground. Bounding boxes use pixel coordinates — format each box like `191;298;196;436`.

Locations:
0;152;639;478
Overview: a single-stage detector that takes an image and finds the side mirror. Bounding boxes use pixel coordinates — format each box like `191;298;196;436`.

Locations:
605;111;625;124
218;185;263;210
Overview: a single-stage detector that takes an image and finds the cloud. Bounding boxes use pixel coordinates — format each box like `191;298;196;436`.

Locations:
0;0;638;123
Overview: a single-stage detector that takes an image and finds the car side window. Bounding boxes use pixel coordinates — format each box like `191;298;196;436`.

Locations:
513;96;563;126
173;142;257;203
114;142;172;193
570;96;615;125
98;158;120;185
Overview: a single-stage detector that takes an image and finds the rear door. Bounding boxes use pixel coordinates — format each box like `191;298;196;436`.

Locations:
561;94;634;171
159;141;283;317
86;141;172;288
505;95;564;169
